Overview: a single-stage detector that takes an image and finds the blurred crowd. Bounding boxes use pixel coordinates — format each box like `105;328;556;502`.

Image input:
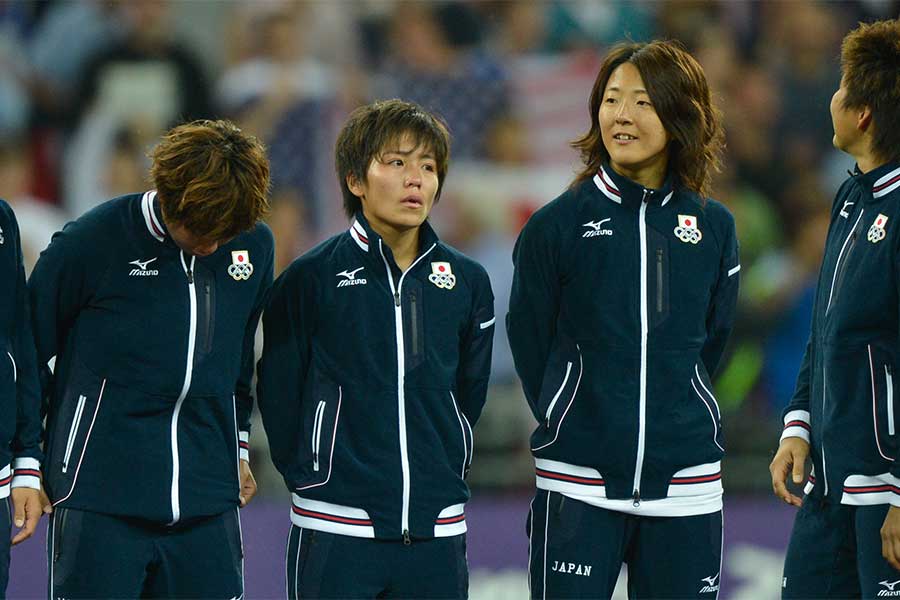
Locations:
1;0;897;496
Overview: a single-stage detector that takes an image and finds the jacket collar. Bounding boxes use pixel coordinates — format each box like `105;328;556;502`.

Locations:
853;162;900;202
140;191;169;242
347;212;439;255
593;164;675;208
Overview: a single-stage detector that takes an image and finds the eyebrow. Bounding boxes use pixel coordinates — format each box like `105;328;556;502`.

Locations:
606;86;649;95
382;148;435;159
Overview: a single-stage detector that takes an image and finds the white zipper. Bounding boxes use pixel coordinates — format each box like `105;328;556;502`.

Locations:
632;192;649;506
449;392;468;477
312;400;327;471
826;208;864;312
6;352;15;382
544;362;573;423
378;239;437;543
62;395;87;473
887;366;895;436
170;252;197;525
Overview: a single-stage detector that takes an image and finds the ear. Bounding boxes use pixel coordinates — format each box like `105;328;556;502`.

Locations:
346;173;365;200
857;106;873;132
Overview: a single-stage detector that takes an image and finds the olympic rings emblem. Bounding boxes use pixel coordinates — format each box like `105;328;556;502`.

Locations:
228;262;254;281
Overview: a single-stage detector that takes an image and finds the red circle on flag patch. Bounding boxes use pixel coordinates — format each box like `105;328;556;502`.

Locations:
685;219;692;226
439;265;445;272
238;255;244;262
878;218;884;225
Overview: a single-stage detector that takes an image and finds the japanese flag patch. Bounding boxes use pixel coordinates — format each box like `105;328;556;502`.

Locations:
868;213;888;243
228;250;254;281
674;215;702;244
428;261;456;290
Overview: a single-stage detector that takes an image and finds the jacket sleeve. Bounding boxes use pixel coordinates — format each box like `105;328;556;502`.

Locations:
234;228;275;462
455;264;494;428
28;218;105;420
256;263;317;487
507;209;561;420
8;211;42;489
780;339;812;444
700;211;740;378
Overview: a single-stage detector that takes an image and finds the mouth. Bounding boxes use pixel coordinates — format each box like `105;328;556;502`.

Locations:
401;196;424;208
613;133;639;142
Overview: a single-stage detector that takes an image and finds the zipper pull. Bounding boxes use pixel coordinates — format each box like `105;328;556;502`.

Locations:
403;529;411;545
394;292;401;307
187;269;194;284
632;490;641;507
313;453;319;472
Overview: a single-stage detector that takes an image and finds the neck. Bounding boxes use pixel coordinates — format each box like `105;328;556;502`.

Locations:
368;218;420;271
855;152;886;175
851;136;886;174
610;158;667;190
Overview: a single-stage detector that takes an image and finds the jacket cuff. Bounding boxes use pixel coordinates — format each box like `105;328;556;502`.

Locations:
239;431;250;463
780;410;811;444
11;457;41;490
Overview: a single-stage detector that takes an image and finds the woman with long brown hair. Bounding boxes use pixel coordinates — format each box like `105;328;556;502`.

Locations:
508;40;739;598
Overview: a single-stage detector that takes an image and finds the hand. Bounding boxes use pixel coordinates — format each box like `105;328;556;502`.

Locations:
770;437;810;507
883;505;900;570
239;459;257;508
10;487;43;545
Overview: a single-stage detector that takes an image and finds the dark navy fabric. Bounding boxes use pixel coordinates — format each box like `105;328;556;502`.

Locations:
48;507;243;599
286;525;467;599
0;199;42;472
258;213;494;540
527;490;722;599
508;167;739;501
782;499;899;599
29;193;274;524
783;162;900;500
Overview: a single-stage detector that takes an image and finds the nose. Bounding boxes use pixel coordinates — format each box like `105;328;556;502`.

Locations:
405;167;422;188
614;102;633;124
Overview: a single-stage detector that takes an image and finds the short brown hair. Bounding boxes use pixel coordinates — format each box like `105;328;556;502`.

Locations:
335;99;450;219
150;119;271;241
841;19;900;164
571;41;724;198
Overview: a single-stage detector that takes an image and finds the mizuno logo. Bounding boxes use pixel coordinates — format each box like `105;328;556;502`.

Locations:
336;267;367;287
582;219;613;237
880;580;900;596
129;257;159;276
699;573;720;593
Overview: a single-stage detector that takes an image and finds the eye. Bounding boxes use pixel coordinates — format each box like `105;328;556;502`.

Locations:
604;97;617;104
637;100;652;107
423;163;436;172
390;159;404;167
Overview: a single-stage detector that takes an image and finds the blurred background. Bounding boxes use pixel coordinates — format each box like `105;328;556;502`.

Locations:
2;0;898;597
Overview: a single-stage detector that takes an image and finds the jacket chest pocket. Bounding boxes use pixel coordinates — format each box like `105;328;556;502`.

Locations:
869;344;897;462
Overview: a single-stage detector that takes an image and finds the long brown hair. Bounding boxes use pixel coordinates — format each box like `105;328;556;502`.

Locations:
571;41;724;198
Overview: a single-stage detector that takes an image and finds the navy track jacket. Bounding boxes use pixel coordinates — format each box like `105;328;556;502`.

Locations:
780;163;900;507
258;214;494;541
0;199;43;495
508;166;739;516
29;192;273;525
